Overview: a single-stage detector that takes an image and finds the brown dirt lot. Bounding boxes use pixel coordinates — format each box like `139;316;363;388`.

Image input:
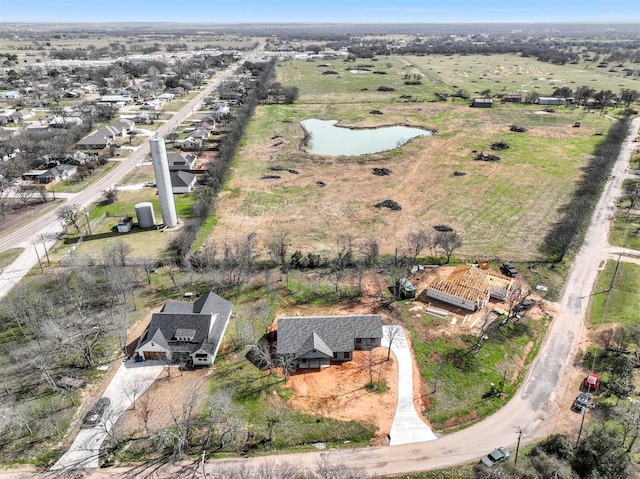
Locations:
284;348;398;443
207;102;593;261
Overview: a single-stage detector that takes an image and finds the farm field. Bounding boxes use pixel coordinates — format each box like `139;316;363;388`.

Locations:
209;54;624;260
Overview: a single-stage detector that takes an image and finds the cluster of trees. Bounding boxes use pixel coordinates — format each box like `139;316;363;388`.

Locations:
476;429;630;479
551;86;640;108
0;249;153;455
260;81;299;104
0;122;93;180
335;33;640;68
183;227;462;300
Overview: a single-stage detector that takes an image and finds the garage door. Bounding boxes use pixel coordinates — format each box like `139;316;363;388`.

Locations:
144;351;167;360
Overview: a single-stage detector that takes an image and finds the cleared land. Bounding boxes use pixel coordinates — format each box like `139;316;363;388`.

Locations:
209;54;620;260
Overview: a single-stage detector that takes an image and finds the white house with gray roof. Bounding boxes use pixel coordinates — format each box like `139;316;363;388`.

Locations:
277;315;382;370
135;292;232;367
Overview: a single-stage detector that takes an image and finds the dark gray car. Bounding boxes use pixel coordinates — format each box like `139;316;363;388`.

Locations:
81;397;110;428
481;447;510;468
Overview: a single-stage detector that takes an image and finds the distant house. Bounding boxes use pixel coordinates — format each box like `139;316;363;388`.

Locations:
277;315;383;370
76;119;134;150
49;116;83;128
471;98;493;108
0;109;15;125
9;109;35;123
157;92;175;102
538;97;566;106
502;94;522;103
425;265;514;312
181;137;203;151
0;91;21;99
21;164;78;185
140;99;163;110
170;171;197;194
167;152;197;171
135;292;233;366
99;95;132;105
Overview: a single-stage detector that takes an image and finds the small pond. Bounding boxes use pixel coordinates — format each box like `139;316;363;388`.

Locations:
301;119;431;156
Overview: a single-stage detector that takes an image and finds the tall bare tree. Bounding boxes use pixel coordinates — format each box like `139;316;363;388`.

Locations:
405;229;432;267
434;231;463;264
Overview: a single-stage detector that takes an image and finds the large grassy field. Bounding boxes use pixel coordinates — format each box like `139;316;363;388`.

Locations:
277;54;640;104
208;54;622;261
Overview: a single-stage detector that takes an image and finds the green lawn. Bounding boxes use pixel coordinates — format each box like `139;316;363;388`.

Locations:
406;312;549;431
588;261;640;327
53;161;118;193
609;212;640;250
52;190;196;263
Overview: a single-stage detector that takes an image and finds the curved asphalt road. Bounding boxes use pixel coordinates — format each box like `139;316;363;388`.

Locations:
0;101;637;479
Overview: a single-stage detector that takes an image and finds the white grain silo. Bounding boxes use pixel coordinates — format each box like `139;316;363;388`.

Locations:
149;135;178;228
135;202;156;228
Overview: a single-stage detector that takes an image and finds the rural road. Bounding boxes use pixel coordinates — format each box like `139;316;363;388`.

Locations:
71;117;640;478
0;46;263;301
0;92;636;477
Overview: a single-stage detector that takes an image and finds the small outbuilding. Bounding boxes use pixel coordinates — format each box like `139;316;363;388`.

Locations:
471;98;493;108
117;216;133;233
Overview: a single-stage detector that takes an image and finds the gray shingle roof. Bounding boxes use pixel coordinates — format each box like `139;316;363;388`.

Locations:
170;171;196;188
138;292;233;360
277;315;382;357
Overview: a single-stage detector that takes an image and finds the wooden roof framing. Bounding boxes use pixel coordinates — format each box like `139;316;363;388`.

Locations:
428;265;491;307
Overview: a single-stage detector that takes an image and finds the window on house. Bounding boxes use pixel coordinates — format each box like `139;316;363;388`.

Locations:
355;338;362;344
344;352;351;359
369;338;376;344
195;353;207;359
333;352;338;359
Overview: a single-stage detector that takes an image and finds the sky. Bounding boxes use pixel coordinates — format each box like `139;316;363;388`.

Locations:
1;0;639;23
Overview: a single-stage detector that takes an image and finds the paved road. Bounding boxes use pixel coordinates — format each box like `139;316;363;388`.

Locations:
91;117;640;478
0;94;636;479
0;48;261;301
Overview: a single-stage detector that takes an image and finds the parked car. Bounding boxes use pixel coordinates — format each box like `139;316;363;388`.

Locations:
481;447;510;468
572;392;591;412
501;262;518;277
81;397;111;428
514;299;535;313
583;372;600;391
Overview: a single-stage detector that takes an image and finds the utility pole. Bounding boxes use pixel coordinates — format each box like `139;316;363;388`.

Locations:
83;207;92;236
32;243;44;273
40;234;50;266
515;426;524;466
576;407;587;448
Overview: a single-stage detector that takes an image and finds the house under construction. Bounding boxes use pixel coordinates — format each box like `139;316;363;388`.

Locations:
426;265;514;312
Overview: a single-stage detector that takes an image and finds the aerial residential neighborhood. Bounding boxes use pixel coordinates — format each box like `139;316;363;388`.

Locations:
0;5;639;479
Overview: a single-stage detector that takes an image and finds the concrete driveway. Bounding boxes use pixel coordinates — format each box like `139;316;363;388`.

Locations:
383;325;438;445
51;360;164;470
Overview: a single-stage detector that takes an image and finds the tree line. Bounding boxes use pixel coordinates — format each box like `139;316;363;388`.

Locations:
541;119;630;262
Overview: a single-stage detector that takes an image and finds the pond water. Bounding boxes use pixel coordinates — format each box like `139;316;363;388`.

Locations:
301;119;431;156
